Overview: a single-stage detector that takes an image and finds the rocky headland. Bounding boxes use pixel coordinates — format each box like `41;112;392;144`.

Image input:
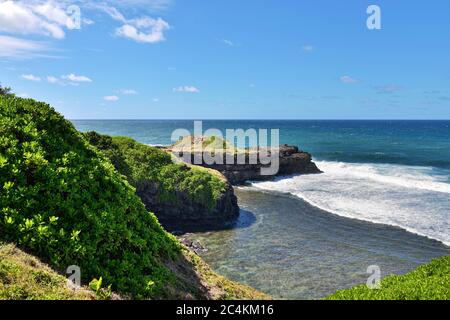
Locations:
84;133;320;231
166;136;322;185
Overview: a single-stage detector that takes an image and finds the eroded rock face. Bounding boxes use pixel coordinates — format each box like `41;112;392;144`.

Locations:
168;144;322;185
135;179;239;231
143;142;321;231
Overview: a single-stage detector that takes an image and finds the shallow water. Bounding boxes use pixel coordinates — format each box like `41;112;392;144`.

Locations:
252;162;450;246
184;188;450;299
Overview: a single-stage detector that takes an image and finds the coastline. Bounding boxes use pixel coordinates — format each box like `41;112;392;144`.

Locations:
70;119;450;299
249;160;450;247
120;140;448;246
183;187;450;299
250;174;450;247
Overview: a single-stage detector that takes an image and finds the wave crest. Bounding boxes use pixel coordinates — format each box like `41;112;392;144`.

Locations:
251;161;450;246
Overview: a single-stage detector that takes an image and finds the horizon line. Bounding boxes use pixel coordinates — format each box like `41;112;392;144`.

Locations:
69;118;450;121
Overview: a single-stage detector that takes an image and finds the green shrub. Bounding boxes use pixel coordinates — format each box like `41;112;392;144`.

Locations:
327;256;450;300
84;133;227;212
0;84;12;97
0;95;181;298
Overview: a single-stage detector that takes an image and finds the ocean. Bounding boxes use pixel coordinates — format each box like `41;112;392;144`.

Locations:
72;120;450;298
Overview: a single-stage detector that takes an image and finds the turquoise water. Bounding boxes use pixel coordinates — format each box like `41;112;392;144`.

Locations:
72;120;450;298
185;188;450;299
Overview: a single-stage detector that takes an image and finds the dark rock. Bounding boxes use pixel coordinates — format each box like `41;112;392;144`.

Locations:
137;143;321;231
178;236;208;255
136;178;239;231
168;144;322;185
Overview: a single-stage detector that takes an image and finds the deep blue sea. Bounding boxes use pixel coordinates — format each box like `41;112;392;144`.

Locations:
73;120;450;169
73;120;450;298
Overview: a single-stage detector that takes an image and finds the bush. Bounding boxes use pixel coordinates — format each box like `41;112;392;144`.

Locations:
0;84;12;96
327;256;450;300
0;95;181;298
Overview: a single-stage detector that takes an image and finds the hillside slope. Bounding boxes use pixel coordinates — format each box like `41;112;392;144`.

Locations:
0;95;268;300
0;242;95;300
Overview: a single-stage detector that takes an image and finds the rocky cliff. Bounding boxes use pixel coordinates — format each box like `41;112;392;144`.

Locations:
135;175;239;231
168;140;322;185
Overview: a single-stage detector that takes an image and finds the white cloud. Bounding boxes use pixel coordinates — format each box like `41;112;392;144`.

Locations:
104;95;119;102
95;4;126;22
33;1;78;30
22;74;41;81
0;1;174;59
173;86;200;93
0;1;172;48
0;0;74;39
82;18;95;26
118;89;138;95
62;73;93;83
152;97;159;102
340;75;358;84
46;75;59;84
115;17;170;43
222;39;234;46
95;4;170;44
92;0;173;12
0;35;49;58
21;73;92;85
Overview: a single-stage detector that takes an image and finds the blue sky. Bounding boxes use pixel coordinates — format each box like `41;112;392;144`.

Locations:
1;0;449;119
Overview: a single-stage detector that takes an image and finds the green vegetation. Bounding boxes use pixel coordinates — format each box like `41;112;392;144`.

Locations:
0;94;267;300
84;132;227;211
0;243;95;300
0;83;13;97
327;256;450;300
172;135;269;156
172;135;239;154
0;94;180;298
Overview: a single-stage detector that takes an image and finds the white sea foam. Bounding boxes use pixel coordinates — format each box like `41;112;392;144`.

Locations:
147;143;168;147
251;161;450;246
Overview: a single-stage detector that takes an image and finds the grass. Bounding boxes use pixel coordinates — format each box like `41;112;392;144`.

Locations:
172;135;240;154
0;240;269;301
171;135;275;155
327;255;450;300
0;243;95;300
